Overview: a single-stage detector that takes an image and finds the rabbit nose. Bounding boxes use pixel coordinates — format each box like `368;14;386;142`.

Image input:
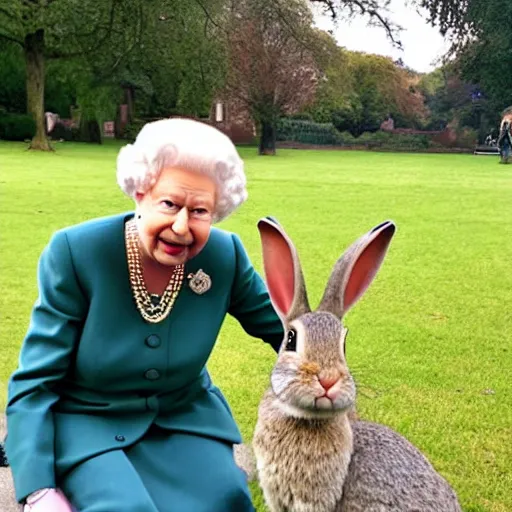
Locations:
319;376;338;391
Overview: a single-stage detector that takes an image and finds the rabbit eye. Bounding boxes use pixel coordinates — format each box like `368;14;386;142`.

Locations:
286;329;297;351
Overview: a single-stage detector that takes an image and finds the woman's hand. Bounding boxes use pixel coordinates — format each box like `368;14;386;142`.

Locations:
23;488;75;511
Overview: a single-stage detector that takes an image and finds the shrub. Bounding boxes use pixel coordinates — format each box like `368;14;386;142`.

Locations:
455;128;478;149
123;120;145;141
0;113;36;141
277;119;342;145
337;131;357;145
276;119;441;152
287;112;314;122
78;119;102;144
356;131;431;150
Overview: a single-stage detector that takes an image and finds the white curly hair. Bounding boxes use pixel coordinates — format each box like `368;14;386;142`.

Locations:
116;118;248;223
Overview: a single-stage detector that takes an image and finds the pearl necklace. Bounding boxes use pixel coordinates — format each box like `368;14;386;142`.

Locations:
125;218;184;323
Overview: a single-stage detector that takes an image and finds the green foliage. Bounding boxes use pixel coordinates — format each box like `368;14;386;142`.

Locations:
0;42;25;113
305;48;429;137
77;84;119;130
78;119;102;144
304;41;354;123
287;112;314;121
419;0;512;137
417;69;451;130
45;63;78;119
457;2;512;113
0;113;36;140
453;127;478;149
277;118;433;150
111;1;225;120
347;53;393;134
123;119;146;142
418;63;499;141
0;0;221;147
418;68;445;99
277;118;342;145
0;42;76;119
356;131;431;150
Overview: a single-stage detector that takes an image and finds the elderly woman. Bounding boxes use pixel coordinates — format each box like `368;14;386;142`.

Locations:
5;118;283;511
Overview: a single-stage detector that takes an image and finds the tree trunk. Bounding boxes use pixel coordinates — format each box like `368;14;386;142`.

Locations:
258;119;276;155
124;86;135;124
25;30;52;151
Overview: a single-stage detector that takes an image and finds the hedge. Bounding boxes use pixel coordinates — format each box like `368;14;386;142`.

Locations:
277;118;433;151
0;113;36;141
277;119;343;146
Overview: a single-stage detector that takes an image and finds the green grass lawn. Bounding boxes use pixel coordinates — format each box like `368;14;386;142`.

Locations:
0;140;511;511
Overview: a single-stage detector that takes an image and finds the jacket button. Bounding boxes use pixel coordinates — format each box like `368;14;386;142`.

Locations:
115;435;125;442
144;369;160;381
146;396;159;412
145;334;161;348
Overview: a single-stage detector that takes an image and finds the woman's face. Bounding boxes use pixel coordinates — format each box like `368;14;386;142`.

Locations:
135;167;216;267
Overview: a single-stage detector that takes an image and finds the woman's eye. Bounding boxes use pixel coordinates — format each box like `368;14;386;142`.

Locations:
191;208;212;220
163;200;176;208
285;329;297;351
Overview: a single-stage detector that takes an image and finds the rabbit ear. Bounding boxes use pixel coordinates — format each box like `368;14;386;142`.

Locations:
318;221;396;318
257;217;310;321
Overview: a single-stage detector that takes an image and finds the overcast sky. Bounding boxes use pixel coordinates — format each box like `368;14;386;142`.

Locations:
313;0;450;73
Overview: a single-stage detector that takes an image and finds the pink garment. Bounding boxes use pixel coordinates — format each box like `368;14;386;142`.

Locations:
23;489;76;512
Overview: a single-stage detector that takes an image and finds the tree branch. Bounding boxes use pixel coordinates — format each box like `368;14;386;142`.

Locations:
353;0;402;48
0;30;23;46
310;0;402;48
192;0;224;32
416;0;471;41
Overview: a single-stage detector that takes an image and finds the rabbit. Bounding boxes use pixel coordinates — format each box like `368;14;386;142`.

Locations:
252;218;462;512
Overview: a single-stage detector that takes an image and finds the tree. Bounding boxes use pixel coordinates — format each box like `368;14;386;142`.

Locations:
225;0;319;155
301;33;354;124
304;47;428;136
455;3;512;116
0;1;149;150
415;0;470;45
417;0;512;132
115;1;226;121
387;65;430;129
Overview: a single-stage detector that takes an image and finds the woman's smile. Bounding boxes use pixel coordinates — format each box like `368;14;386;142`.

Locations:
158;237;189;256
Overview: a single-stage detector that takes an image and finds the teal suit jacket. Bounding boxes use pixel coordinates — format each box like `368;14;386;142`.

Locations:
5;212;283;502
